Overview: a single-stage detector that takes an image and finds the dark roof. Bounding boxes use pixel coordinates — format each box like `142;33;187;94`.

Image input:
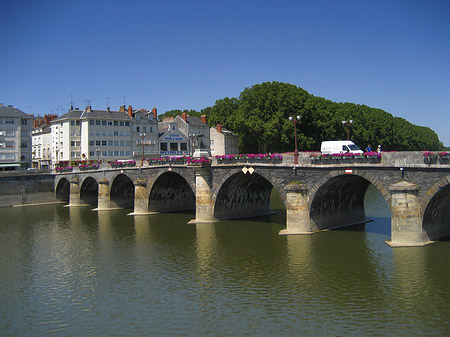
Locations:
0;105;33;118
175;115;207;126
53;108;131;122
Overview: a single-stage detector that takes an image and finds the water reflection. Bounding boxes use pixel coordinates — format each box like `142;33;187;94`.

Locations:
1;195;450;336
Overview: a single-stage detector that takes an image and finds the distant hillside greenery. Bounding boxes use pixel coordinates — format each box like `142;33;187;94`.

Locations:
159;81;443;153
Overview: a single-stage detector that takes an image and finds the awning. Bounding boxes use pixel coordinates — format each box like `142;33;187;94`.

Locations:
0;163;21;168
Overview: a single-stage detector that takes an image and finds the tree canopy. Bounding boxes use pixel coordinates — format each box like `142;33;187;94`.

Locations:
160;81;443;153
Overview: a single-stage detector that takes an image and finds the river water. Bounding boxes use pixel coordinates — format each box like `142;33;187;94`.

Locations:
1;185;450;336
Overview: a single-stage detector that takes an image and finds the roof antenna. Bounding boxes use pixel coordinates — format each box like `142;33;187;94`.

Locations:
121;96;126;106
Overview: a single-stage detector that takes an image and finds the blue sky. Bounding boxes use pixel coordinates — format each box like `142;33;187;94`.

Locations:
1;0;449;146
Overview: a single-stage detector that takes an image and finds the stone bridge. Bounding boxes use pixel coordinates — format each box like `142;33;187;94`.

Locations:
54;152;450;247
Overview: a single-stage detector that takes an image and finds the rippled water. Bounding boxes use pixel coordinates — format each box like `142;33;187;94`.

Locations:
1;186;450;336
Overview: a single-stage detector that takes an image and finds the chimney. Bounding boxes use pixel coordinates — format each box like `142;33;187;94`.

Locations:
119;105;125;112
152;107;157;119
181;112;187;122
86;105;92;112
33;119;40;128
107;107;110;112
127;105;133;117
217;124;222;133
201;115;206;124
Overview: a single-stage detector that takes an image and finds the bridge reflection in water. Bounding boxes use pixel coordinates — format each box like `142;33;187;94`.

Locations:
55;153;450;247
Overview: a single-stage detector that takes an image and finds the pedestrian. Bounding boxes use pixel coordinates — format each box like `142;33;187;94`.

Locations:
377;145;382;154
365;144;372;152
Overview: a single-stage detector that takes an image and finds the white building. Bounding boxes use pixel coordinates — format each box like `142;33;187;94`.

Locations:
209;124;239;156
32;124;52;169
50;105;159;167
0;104;33;170
158;113;210;157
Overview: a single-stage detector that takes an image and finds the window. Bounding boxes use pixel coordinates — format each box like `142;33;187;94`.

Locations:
96;120;101;125
160;143;167;151
136;127;140;132
114;151;119;156
170;143;178;151
89;120;94;125
71;141;75;146
102;141;107;146
120;151;124;156
102;151;107;156
71;121;75;125
180;143;187;151
143;127;147;132
102;120;107;125
108;140;113;146
89;151;94;156
114;131;119;136
126;151;130;156
76;121;80;126
120;121;124;126
114;141;119;146
6;119;14;124
108;151;113;156
6;141;14;148
89;140;94;146
108;121;113;126
125;121;130;126
120;141;124;146
114;121;118;126
6;130;14;136
96;141;101;146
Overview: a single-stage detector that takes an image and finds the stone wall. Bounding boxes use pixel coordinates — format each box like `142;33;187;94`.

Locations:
0;172;58;207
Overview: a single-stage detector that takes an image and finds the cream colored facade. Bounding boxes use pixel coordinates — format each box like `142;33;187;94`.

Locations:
50;105;159;167
209;124;239;156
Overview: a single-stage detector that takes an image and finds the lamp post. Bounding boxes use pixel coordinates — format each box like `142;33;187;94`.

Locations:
95;148;101;163
189;133;196;157
342;120;353;140
140;133;146;166
289;115;301;164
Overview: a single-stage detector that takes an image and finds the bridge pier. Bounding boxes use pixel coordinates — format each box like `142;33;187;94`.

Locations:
131;179;150;215
279;183;314;235
68;176;83;207
97;178;111;210
189;167;216;223
387;181;431;247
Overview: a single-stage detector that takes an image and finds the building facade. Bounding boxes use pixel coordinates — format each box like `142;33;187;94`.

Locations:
209;124;239;156
0;104;33;170
50;105;159;167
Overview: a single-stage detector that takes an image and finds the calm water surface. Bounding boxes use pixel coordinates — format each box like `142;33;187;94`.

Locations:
1;185;450;336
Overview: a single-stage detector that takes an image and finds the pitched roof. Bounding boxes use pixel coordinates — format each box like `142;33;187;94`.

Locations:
0;105;33;118
53;108;131;122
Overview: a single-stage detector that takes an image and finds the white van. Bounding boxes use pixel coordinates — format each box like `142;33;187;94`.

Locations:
320;141;364;155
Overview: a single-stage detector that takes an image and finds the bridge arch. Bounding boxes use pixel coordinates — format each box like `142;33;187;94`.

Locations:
80;176;98;206
148;171;195;212
422;175;450;241
213;170;277;220
55;177;70;203
308;170;390;230
110;173;135;209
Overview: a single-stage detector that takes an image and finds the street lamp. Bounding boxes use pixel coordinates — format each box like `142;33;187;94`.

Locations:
140;133;146;166
342;120;353;140
189;133;196;157
96;148;101;163
289;115;301;164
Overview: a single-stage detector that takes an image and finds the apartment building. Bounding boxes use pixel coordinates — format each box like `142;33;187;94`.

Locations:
0;104;33;170
50;105;159;167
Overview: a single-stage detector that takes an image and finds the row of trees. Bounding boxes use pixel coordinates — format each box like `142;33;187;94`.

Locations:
159;82;444;153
